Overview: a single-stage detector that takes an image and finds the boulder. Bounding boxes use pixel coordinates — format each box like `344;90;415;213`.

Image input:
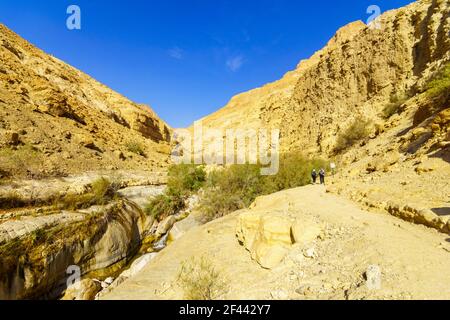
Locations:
237;212;299;269
62;279;102;300
257;214;293;246
291;218;322;245
252;243;290;269
156;215;176;236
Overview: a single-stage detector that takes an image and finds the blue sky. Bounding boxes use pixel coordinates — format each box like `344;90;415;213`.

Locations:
0;0;415;127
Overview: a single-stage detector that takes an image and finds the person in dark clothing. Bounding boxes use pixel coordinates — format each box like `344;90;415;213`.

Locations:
311;169;318;184
319;168;325;185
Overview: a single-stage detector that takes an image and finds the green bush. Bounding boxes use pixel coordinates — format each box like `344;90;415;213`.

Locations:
198;154;328;223
125;141;146;157
144;192;184;220
334;118;371;154
426;63;450;98
178;256;227;300
262;153;328;194
382;93;408;119
167;164;206;195
199;164;263;222
144;164;206;220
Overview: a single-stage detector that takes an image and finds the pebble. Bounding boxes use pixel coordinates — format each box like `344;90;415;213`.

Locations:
304;248;315;258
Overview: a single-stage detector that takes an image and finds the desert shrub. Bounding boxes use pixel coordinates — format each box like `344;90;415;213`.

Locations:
0;144;44;179
261;153;328;194
178;256;227;300
198;164;263;223
0;191;28;209
144;164;206;220
426;63;450;98
382;93;408;119
144;192;184;220
125;140;146;157
166;164;206;195
56;177;119;210
198;154;327;223
334;118;371;154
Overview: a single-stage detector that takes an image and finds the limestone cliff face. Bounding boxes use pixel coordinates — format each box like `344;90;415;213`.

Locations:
0;24;171;178
198;0;449;155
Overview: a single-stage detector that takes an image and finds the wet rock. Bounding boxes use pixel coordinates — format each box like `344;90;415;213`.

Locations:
156;215;176;236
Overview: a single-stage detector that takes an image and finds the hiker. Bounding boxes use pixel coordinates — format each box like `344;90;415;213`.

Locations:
311;169;318;184
319;168;325;185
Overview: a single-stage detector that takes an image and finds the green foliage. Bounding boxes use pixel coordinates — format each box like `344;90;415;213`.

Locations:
262;153;328;193
178;256;227;300
382;93;408;119
198;154;328;223
426;63;450;98
167;164;206;195
125;140;146;157
144;165;206;221
334;118;371;154
144;193;184;220
199;164;263;222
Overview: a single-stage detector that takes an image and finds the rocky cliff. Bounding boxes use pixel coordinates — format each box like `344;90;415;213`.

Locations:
0;24;171;180
192;0;450;230
198;0;449;156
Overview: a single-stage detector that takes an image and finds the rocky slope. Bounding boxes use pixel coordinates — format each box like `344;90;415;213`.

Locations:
0;23;171;180
0;23;175;300
194;0;450;232
198;0;449;155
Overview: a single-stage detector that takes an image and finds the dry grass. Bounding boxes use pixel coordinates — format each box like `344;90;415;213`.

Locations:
0;144;44;179
55;177;119;210
178;256;228;300
125;140;146;157
0;190;28;209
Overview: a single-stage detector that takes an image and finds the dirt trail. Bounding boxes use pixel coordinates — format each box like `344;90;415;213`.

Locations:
102;185;450;300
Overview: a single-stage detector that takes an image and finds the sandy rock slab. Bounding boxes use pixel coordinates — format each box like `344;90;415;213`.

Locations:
236;207;322;269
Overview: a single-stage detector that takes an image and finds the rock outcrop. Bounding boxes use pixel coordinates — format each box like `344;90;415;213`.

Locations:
236;195;323;269
0;200;153;300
